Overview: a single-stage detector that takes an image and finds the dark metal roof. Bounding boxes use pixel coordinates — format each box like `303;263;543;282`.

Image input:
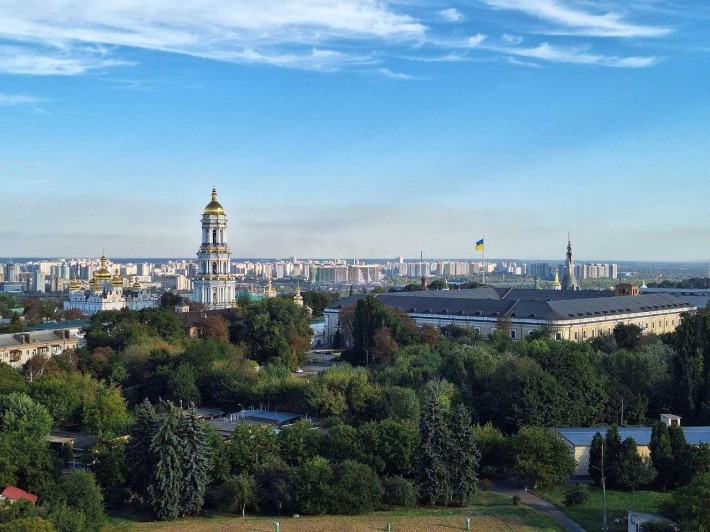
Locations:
326;289;694;322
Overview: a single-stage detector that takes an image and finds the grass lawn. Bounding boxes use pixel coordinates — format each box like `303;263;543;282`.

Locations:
536;485;672;532
104;492;564;531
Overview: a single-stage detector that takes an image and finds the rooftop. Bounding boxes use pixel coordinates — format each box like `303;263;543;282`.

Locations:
557;426;710;447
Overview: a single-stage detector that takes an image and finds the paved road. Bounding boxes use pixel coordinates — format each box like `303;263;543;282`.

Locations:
492;482;586;532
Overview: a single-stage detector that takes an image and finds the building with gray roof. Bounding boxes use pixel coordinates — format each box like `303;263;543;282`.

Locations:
324;286;694;346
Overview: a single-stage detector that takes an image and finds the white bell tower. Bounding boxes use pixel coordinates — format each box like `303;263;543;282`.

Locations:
192;187;237;309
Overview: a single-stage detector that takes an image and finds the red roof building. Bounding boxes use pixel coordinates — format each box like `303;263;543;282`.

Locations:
0;486;38;504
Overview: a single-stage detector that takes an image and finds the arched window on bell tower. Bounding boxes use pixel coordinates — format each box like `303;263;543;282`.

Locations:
212;261;218;274
212;229;217;245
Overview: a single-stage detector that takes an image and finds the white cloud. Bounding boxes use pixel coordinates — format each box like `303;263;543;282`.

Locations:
502;33;523;44
439;8;465;22
0;0;425;73
482;0;671;37
0;92;44;106
500;42;658;67
468;34;487;47
0;45;130;75
378;67;419;80
507;57;540;67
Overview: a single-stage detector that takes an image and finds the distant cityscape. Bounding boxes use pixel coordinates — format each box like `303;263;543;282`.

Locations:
1;256;709;297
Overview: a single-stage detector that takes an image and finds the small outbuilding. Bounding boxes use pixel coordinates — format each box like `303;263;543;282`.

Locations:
628;511;676;532
0;486;38;505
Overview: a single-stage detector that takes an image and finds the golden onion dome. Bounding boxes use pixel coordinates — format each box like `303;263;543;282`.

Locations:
132;278;142;290
89;274;100;291
111;268;123;287
95;255;112;280
203;187;225;215
68;276;81;291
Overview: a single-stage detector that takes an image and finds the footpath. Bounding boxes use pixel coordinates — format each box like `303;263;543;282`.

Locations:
491;481;586;532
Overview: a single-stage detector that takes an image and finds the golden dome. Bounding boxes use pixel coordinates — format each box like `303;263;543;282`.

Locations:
111;268;123;287
132;278;142;290
68;276;81;291
203;187;225;215
95;255;112;280
89;274;100;291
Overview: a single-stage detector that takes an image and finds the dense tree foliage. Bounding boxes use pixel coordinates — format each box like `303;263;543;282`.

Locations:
230;297;312;369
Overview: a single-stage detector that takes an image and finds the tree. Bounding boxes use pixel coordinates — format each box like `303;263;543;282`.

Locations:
588;432;604;486
331;460;383;515
291;456;334;515
221;474;256;517
474;422;510;476
0;363;26;395
616;437;656;491
231;298;312;369
666;472;710;530
511;426;575;488
650;422;674;490
224;424;278;475
201;314;229;343
0;393;54;493
126;400;158;497
254;459;293;515
372;327;397;363
147;404;183;520
160;292;183;308
448;404;480;506
613;323;643;350
604;425;623;487
416;380;451;505
382;476;416;509
277;421;321;467
57;470;104;531
358;419;418;476
178;406;211;516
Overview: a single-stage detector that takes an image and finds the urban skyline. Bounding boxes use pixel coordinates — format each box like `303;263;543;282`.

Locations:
1;2;709;260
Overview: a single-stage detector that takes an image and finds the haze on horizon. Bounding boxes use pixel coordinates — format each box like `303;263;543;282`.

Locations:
1;1;709;262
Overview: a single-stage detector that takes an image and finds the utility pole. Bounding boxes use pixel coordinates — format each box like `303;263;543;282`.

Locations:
591;440;609;532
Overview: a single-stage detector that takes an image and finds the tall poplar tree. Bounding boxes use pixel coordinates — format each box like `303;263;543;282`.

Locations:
650;422;674;490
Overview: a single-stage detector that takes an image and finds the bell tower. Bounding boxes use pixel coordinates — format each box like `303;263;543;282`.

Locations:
192;187;237;309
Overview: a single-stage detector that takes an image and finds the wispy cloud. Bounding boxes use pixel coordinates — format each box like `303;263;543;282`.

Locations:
378;67;420;80
0;0;424;74
439;8;466;23
0;92;44;106
0;0;678;75
499;42;658;68
482;0;671;37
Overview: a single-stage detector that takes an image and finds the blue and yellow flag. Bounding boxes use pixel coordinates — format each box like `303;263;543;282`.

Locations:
475;238;484;251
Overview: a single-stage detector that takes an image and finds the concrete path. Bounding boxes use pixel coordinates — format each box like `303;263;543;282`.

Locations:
491;483;586;532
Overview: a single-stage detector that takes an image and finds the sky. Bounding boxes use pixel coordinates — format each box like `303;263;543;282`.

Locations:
1;0;709;261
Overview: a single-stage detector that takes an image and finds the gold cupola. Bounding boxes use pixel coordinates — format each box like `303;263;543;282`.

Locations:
111;268;123;287
132;278;142;291
68;275;81;292
89;274;100;292
203;187;225;216
95;255;112;280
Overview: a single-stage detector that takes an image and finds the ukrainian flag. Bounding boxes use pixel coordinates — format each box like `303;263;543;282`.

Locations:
475;238;484;251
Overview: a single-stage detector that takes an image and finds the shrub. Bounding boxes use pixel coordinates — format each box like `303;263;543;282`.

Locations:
382;476;416;509
563;485;590;507
512;495;521;506
479;478;493;491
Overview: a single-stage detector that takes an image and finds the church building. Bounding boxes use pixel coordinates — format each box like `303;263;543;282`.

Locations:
192;188;238;309
64;255;157;315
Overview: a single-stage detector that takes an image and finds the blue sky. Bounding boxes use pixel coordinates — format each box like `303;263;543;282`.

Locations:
1;0;709;260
